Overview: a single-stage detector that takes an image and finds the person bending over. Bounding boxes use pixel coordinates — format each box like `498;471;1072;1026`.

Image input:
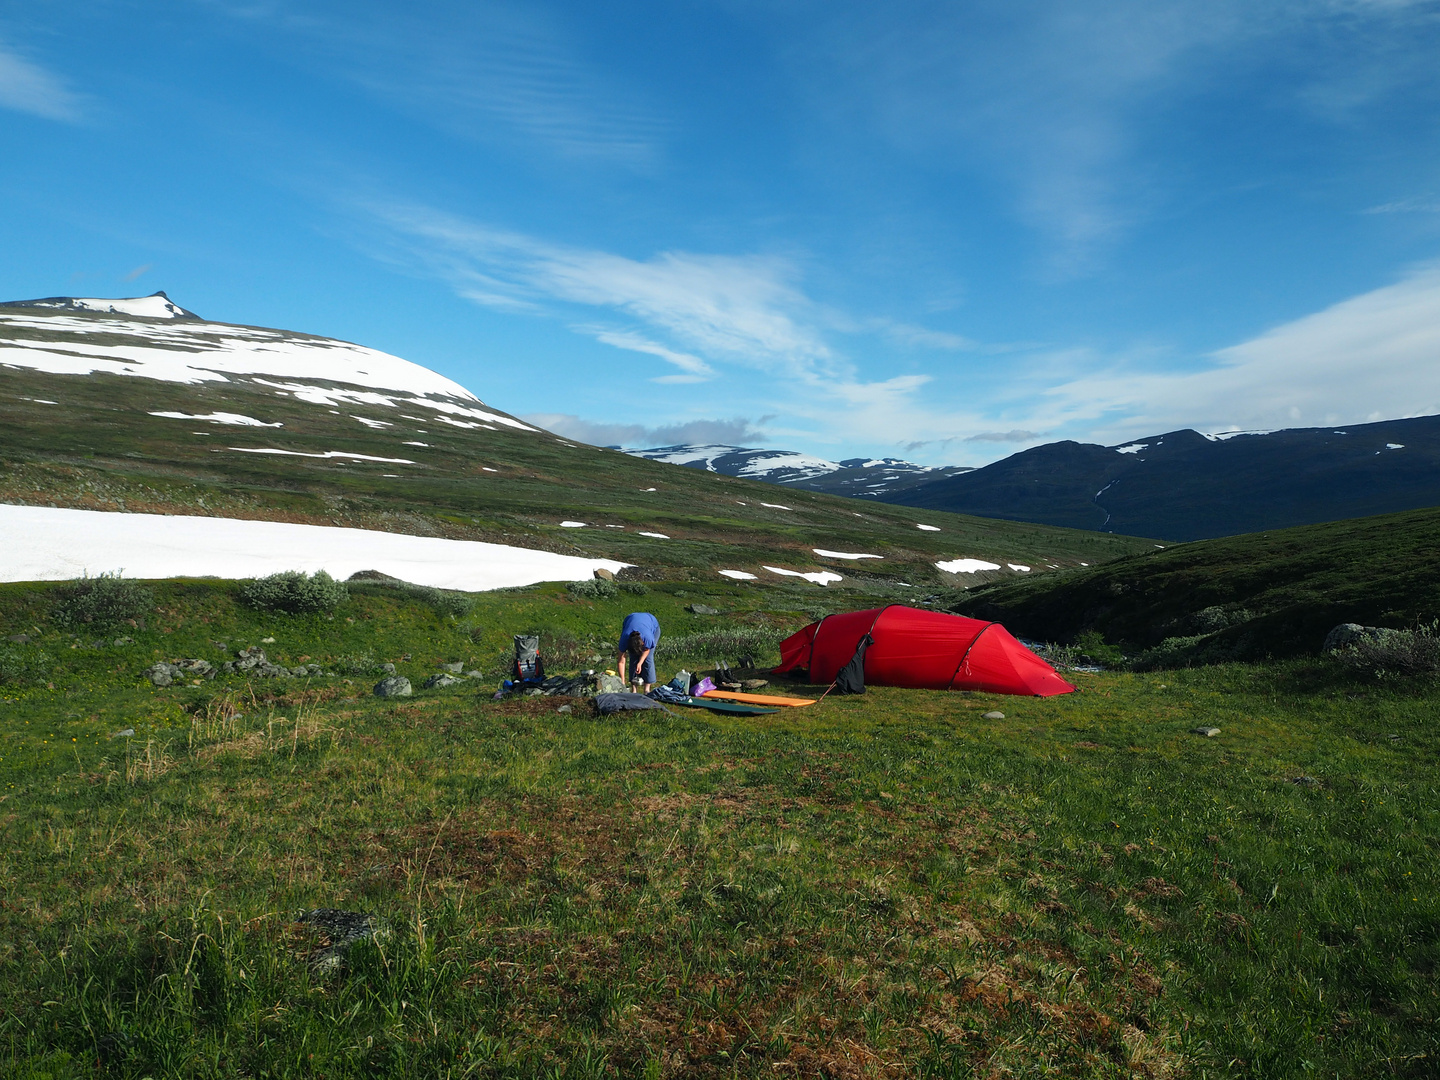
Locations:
617;611;660;693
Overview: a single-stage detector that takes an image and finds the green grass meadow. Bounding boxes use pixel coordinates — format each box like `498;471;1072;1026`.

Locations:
2;580;1437;1078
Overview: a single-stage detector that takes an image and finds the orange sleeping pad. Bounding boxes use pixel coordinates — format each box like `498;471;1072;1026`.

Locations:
699;690;816;707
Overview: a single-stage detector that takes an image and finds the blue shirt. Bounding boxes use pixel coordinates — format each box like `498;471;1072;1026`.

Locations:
618;611;660;653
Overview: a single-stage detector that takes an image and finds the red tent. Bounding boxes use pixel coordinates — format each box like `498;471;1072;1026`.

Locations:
774;605;1076;697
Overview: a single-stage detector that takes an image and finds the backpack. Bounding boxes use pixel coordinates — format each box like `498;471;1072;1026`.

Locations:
510;635;545;682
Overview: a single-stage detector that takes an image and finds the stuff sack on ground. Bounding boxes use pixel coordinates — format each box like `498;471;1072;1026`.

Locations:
594;692;676;715
775;605;1076;697
833;632;873;694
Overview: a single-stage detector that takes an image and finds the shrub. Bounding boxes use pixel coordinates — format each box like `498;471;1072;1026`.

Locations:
1336;622;1440;679
239;571;348;614
663;625;788;666
620;582;649;595
0;644;52;686
51;573;153;632
1073;630;1126;667
566;579;619;601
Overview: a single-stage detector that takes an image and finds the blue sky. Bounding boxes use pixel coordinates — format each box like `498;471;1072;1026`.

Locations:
3;0;1440;466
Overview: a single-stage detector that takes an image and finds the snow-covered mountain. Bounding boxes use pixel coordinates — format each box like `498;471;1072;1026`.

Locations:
624;444;972;497
880;419;1440;540
0;291;200;319
0;292;535;432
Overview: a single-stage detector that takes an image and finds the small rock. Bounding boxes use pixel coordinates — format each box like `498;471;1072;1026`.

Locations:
291;666;311;677
110;728;135;739
6;633;29;643
741;679;769;690
441;661;465;673
380;662;396;674
261;636;276;644
1288;775;1320;786
147;664;174;686
422;673;462;689
557;704;572;714
687;603;719;615
466;670;484;679
1193;726;1221;738
982;710;1005;720
593;568;615;581
112;636;133;646
374;676;413;698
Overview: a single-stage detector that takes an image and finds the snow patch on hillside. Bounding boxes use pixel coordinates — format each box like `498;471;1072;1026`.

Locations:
936;558;1001;574
0;504;629;590
151;411;282;427
0;307;488;407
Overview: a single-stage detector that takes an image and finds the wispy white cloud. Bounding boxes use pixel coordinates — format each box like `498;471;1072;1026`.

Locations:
212;1;665;166
523;413;770;448
791;0;1440;271
582;327;715;383
0;40;81;122
1043;264;1440;440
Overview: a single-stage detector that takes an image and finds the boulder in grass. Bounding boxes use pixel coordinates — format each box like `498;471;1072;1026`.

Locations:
423;673;463;689
441;661;465;673
687;603;719;615
594;568;615;581
1322;623;1388;653
374;676;412;698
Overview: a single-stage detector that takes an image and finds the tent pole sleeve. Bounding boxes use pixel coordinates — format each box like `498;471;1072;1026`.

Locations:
806;614;830;677
946;622;996;691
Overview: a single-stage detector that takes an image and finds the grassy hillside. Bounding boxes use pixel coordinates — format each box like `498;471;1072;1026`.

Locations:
954;505;1440;661
0;361;1152;588
2;579;1437;1077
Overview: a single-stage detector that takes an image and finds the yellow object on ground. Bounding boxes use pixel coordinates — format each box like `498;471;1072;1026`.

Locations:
700;690;817;707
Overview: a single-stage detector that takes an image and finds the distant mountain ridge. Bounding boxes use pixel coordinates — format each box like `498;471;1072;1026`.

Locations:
0;290;200;320
623;444;973;498
878;417;1440;541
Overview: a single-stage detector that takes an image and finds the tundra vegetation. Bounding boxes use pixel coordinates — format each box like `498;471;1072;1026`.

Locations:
1;574;1435;1079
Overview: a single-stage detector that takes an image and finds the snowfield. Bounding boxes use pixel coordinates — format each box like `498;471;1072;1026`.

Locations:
0;304;535;432
935;558;1002;574
0;505;629;591
150;411;283;427
813;549;882;560
764;566;843;586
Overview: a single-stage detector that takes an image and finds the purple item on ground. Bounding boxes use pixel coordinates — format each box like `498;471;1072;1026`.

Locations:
692;676;716;696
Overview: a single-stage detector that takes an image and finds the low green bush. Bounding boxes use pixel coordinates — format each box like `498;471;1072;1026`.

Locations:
663;625;787;665
238;571;348;615
566;579;619;601
0;644;52;686
1337;622;1440;679
50;573;153;632
1073;629;1126;667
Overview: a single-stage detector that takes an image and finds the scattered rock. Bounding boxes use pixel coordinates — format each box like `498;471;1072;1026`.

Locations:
112;636;133;646
380;662;396;674
261;636;276;644
687;603;719;615
741;679;769;690
557;704;572;714
110;728;135;739
466;670;484;679
593;568;615;581
441;661;465;673
1193;726;1221;738
6;633;29;643
146;658;215;685
374;676;412;698
422;673;463;689
1323;623;1388;653
294;908;384;975
1288;775;1321;786
982;710;1005;720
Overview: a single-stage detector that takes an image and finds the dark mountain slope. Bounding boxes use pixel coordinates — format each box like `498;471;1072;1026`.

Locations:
954;504;1440;660
883;415;1440;540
